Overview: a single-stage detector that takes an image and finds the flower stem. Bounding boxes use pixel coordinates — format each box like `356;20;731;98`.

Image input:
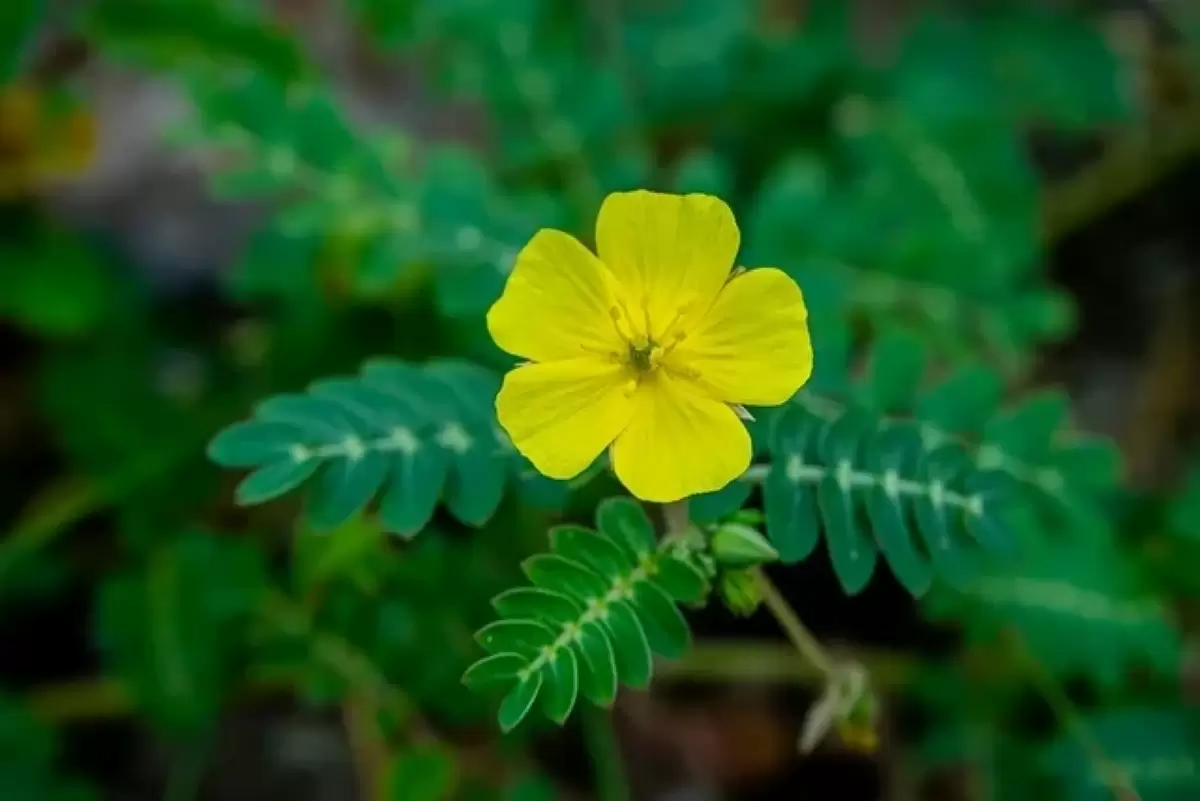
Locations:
755;569;836;679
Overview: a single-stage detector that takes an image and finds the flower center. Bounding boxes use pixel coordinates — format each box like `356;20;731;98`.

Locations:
604;297;699;390
628;342;656;373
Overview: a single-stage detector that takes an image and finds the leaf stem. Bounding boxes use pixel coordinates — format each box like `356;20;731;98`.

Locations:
1013;633;1139;801
755;569;836;679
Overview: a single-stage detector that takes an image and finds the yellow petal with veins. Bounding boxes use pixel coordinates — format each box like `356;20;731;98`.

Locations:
610;373;751;503
496;358;635;480
487;228;623;363
595;190;739;341
670;267;812;406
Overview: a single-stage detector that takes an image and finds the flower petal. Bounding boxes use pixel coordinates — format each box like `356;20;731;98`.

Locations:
487;229;622;362
595;190;739;341
670;267;813;406
610;374;751;503
496;359;635;480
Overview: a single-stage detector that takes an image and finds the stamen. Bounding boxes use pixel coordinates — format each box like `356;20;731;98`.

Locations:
622;379;639;398
658;329;688;358
609;294;647;345
609;306;632;343
580;343;621;362
656;298;694;346
640;294;653;341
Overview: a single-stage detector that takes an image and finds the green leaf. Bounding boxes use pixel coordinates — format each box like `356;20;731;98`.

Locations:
522;554;610;601
491;587;582;625
710;523;779;569
462;653;527;691
690;477;755;524
1169;465;1200;542
208;421;305;467
764;398;1015;594
764;406;822;563
817;413;879;595
0;228;114;337
858;327;926;413
917;364;1003;435
83;0;309;81
550;525;633;579
498;672;543;733
863;426;934;596
539;648;579;725
925;537;1180;688
596;497;657;560
386;744;455;801
465;506;699;728
652;552;710;604
602;600;653;690
631;582;690;659
575;621;618;707
209;359;532;536
235;458;320;505
475;620;555;656
95;531;266;733
983;390;1070;462
1043;708;1200;801
306;452;390;530
0;0;43;83
0;695;96;801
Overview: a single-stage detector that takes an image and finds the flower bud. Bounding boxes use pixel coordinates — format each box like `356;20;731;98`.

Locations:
710;522;779;568
718;569;763;616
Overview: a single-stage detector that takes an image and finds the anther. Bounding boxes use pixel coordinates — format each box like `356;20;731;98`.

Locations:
609;306;633;343
622;379;639;397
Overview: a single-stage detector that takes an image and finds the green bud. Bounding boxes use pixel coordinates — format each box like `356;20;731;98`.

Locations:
718;569;763;617
710;522;778;568
729;508;765;527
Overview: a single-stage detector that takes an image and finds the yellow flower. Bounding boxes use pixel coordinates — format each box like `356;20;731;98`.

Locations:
487;190;813;503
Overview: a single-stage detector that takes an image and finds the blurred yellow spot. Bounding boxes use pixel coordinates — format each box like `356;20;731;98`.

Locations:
837;721;880;754
0;82;96;199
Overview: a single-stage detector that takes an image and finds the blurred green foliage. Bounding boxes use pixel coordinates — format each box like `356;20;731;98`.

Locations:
1;1;1198;799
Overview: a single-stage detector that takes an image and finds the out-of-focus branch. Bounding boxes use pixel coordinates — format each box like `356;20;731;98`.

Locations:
656;640;915;690
1042;104;1200;244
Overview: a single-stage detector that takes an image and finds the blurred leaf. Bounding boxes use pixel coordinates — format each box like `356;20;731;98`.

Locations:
386;743;455;801
83;0;309;81
1169;465;1200;542
0;696;95;801
1043;708;1200;801
0;0;42;84
925;538;1180;690
209;358;564;534
95;531;268;733
0;227;113;337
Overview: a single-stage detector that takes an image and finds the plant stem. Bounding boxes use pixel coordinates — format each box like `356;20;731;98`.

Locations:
163;741;209;801
581;704;630;801
755;569;835;679
1014;634;1139;801
657;640;912;688
344;696;389;801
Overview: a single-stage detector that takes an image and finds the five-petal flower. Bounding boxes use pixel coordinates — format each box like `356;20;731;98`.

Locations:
488;190;813;503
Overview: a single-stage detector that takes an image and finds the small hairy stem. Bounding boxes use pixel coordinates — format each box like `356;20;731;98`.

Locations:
755;570;836;679
662;500;692;540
